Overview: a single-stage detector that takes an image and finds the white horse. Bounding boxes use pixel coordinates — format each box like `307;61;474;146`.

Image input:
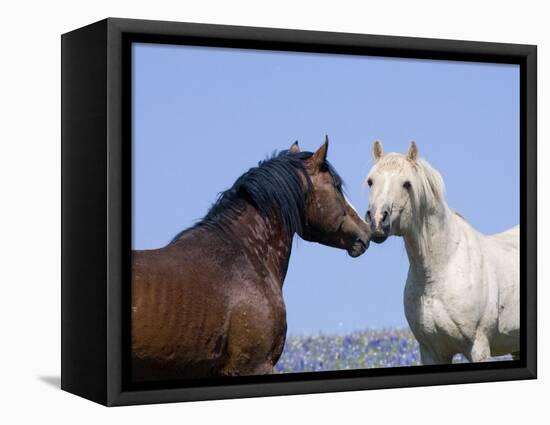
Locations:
364;141;519;364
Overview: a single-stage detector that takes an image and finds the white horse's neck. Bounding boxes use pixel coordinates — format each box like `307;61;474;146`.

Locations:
402;201;460;283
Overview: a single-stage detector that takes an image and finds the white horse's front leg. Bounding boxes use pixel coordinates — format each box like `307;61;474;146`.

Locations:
419;343;453;365
467;333;491;362
419;344;437;365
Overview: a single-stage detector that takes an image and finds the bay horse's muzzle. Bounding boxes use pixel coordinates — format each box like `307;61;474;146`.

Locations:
348;237;369;257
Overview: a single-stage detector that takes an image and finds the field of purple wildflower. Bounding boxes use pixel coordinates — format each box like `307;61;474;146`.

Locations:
275;328;511;373
275;328;421;373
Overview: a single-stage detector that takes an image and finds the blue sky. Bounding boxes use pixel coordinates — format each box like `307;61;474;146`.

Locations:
132;43;519;335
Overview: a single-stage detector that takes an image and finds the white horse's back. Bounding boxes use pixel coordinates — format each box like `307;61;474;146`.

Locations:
488;224;519;249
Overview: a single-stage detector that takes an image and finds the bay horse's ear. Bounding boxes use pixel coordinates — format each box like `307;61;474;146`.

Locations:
311;135;329;168
289;140;301;154
406;141;418;162
372;140;384;162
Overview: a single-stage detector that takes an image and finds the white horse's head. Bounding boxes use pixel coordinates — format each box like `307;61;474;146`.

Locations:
364;141;446;243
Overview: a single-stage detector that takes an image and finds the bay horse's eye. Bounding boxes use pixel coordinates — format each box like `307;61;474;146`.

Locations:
367;178;373;187
403;181;411;189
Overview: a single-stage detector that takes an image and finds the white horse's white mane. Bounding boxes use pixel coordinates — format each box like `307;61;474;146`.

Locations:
372;153;451;256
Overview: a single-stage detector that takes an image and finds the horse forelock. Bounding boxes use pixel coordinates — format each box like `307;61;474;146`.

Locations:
375;153;412;172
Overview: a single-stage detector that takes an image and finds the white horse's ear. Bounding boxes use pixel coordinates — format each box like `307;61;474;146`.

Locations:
289;140;301;154
372;140;384;162
311;135;329;168
406;141;418;162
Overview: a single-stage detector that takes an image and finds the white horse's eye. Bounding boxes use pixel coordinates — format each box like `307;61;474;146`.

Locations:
403;181;411;189
367;178;373;187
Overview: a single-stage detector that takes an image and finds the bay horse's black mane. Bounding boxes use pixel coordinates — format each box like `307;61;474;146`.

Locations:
170;148;344;243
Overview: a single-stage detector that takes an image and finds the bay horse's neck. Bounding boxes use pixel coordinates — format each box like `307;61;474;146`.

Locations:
403;203;459;282
223;203;294;287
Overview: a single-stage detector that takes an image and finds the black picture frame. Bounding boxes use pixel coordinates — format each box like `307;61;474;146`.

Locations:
61;17;537;406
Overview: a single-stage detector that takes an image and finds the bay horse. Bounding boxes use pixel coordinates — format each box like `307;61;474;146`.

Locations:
364;141;519;364
132;138;371;381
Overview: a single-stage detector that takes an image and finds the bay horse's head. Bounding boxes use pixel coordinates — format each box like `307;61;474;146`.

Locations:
295;137;371;257
364;140;446;243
